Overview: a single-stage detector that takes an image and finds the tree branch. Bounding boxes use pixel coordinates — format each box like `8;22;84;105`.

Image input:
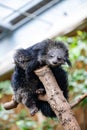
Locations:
37;93;87;109
3;96;18;110
70;93;87;109
3;92;87;110
3;65;87;130
35;66;81;130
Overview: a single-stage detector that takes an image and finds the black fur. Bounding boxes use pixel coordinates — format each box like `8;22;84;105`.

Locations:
11;39;70;117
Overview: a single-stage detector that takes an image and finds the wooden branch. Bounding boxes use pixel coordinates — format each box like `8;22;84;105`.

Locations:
37;93;87;109
3;92;87;111
35;65;81;130
3;65;86;130
3;96;18;110
70;93;87;109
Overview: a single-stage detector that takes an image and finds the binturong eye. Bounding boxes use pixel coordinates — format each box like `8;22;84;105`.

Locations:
49;55;54;58
57;57;61;61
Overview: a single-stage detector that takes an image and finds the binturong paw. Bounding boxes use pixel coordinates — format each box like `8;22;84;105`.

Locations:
30;107;38;116
36;88;45;95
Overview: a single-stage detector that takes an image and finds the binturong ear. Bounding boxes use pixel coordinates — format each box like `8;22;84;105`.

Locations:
66;58;72;67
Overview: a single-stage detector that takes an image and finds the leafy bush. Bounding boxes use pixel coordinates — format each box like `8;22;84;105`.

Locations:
56;31;87;105
0;80;13;98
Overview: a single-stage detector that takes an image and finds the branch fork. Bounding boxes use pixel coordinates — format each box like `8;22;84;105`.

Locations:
3;65;87;130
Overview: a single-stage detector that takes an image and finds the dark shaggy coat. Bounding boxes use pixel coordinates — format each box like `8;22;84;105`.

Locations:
11;39;70;117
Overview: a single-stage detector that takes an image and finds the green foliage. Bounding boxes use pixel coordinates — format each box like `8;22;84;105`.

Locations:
0;106;58;130
16;119;37;130
56;31;87;105
0;106;16;130
56;31;87;63
16;113;58;130
0;80;13;98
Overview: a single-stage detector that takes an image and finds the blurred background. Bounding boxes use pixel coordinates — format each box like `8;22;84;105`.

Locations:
0;0;87;130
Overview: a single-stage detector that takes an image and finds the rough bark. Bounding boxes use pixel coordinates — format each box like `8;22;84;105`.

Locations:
35;65;81;130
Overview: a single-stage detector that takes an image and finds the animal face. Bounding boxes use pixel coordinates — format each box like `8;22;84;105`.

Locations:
46;48;71;66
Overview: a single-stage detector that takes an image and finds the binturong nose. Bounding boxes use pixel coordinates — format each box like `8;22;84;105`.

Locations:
53;61;58;64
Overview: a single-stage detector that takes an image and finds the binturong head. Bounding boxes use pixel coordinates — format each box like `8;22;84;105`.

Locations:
45;41;71;67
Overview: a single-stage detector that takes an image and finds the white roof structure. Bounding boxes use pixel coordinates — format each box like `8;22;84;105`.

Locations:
0;0;87;76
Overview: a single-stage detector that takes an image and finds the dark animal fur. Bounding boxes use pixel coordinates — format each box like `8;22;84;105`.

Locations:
11;39;70;117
